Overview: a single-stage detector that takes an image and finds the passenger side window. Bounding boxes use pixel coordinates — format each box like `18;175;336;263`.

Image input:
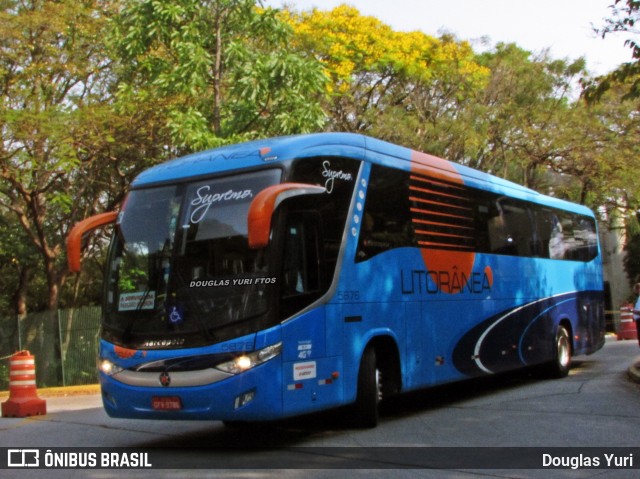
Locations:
487;199;534;256
356;165;413;261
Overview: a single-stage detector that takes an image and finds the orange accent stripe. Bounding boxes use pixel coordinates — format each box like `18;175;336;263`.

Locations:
417;240;474;250
412;218;474;230
410;151;465;186
409;184;470;203
414;229;474;240
410;174;467;192
410;207;471;222
409;196;472;213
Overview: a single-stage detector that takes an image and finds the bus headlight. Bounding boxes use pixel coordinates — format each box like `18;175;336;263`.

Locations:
99;358;124;376
215;342;282;375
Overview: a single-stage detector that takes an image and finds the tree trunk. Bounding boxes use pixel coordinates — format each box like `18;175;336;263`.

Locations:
12;264;30;319
44;254;65;385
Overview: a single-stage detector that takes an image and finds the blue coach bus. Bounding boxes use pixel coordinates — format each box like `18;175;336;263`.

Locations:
67;133;605;427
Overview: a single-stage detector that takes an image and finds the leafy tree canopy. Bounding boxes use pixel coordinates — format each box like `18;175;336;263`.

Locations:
281;4;489;133
585;0;640;101
113;0;328;152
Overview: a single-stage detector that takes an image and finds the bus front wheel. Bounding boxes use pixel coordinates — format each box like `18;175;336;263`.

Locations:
352;346;380;428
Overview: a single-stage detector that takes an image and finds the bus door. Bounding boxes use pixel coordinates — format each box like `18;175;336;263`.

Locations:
278;209;347;414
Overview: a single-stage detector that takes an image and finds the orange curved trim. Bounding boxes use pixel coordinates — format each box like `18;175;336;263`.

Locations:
411;150;464;186
67;211;118;273
247;183;325;249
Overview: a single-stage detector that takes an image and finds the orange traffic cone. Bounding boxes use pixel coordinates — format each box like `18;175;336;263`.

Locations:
617;305;638;341
1;351;47;417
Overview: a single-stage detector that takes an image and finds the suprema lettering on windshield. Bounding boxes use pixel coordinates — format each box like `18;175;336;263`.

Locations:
189;186;253;223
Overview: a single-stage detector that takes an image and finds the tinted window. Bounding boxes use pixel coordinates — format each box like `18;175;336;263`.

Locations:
356;163;598;263
103;169;282;349
487;199;534;256
357;165;413;261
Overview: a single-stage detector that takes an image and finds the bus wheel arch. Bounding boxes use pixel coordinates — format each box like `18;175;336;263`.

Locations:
369;335;402;397
351;335;402;428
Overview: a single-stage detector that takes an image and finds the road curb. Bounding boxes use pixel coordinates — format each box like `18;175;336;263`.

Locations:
628;361;640;384
0;384;100;399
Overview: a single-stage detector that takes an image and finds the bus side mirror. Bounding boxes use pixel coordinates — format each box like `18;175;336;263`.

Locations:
67;211;118;273
247;183;326;249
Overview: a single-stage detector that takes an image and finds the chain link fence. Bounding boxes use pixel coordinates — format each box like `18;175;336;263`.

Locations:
0;306;101;390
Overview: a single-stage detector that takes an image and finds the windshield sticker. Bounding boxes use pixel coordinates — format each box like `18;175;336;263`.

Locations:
167;305;184;324
189;186;253;223
297;340;312;359
118;291;156;311
293;361;317;381
322;160;353;193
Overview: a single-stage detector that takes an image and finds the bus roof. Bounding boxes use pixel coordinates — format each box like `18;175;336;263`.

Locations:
131;132;593;217
131;133;367;187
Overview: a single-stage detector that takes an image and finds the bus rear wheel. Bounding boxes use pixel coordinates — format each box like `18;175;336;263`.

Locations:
546;324;572;378
352;346;380;428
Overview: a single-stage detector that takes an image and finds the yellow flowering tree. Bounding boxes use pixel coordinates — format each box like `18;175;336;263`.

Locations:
282;5;489;139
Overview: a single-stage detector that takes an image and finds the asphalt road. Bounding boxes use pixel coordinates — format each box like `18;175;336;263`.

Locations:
1;336;640;478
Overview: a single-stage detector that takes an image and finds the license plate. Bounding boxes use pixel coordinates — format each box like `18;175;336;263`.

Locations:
152;396;182;411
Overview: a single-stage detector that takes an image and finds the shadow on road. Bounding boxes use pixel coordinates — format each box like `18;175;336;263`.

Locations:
136;363;587;449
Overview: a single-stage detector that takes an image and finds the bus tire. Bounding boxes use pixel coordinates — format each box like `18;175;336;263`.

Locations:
352;346;380;428
547;324;572;378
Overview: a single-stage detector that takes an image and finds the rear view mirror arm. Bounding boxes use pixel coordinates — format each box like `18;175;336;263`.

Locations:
247;183;326;249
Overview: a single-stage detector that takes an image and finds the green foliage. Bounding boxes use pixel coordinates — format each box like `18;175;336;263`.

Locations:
624;213;640;286
0;0;166;312
466;45;590;191
0;0;117;311
112;0;327;151
585;0;640;101
0;213;43;314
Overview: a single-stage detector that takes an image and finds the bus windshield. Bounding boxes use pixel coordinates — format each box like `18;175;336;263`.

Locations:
103;169;281;349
